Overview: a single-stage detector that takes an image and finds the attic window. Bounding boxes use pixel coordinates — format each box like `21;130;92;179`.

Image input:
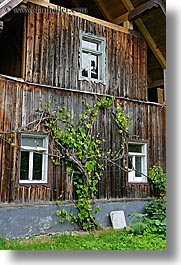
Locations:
79;31;106;84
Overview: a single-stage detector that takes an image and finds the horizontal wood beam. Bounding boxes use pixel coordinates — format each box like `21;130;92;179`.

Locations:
147;79;164;89
22;0;129;34
73;11;129;34
0;74;164;106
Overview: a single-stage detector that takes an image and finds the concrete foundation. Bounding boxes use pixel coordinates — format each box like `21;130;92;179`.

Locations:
0;199;149;238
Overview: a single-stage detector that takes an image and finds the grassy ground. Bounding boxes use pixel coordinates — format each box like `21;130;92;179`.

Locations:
0;229;166;250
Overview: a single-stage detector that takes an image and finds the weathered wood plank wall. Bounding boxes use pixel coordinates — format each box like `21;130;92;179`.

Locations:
0;78;22;202
24;3;147;101
0;77;166;203
0;3;165;204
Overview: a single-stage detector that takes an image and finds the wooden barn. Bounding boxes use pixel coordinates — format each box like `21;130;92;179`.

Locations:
0;0;166;237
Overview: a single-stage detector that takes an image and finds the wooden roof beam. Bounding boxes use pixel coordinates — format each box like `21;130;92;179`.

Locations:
113;0;162;24
135;19;166;69
122;0;166;69
112;12;129;24
128;0;163;21
94;0;113;22
72;0;81;8
159;0;166;15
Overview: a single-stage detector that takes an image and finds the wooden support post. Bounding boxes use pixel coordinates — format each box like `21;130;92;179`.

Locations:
21;14;27;79
157;87;164;104
163;69;166;102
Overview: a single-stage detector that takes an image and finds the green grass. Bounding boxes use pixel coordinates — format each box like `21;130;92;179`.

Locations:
0;229;166;250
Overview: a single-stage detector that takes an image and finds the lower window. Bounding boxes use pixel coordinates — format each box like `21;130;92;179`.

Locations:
20;134;48;183
128;142;147;183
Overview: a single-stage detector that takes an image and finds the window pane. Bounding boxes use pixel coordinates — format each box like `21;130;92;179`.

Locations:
128;144;142;153
135;157;142;177
91;55;98;79
128;156;133;169
33;153;42;180
82;40;98;51
20;151;29;180
22;137;43;148
82;52;89;77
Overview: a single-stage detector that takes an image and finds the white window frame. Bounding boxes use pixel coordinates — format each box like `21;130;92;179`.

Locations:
79;31;106;84
20;134;48;184
128;142;147;183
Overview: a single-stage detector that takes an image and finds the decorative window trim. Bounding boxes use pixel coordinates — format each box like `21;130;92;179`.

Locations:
79;31;106;85
128;141;148;183
19;134;48;184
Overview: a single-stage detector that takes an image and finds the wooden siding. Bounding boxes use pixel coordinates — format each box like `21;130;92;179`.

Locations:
24;3;147;101
0;78;23;202
0;76;166;203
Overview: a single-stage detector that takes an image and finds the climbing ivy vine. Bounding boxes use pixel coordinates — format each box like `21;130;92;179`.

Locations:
39;96;130;231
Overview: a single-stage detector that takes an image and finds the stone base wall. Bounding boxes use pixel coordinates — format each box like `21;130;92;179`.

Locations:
0;200;149;238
